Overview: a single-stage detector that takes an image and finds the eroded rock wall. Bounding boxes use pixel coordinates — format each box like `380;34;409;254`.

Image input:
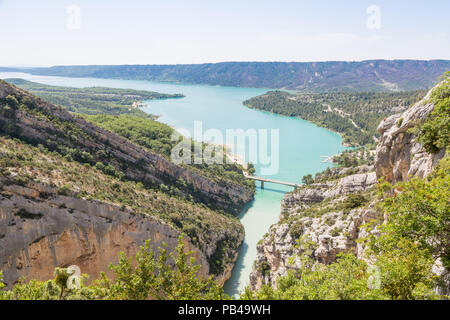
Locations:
249;169;378;290
375;89;445;183
0;179;214;288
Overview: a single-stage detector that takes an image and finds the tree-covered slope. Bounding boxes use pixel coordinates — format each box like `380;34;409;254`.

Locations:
5;78;183;118
244;90;426;146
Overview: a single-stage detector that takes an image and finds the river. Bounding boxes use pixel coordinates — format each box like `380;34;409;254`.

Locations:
0;72;346;297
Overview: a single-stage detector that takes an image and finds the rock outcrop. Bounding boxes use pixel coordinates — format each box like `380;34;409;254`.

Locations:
375;89;445;183
249;169;378;290
0;178;239;288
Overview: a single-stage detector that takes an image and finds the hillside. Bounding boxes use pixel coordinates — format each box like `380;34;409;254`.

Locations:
5;78;184;118
0;79;252;286
244;90;427;146
2;60;449;91
2;79;252;191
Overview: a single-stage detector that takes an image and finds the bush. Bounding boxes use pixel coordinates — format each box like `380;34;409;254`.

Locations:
417;72;450;153
57;184;72;196
342;193;367;212
14;176;28;186
289;221;304;239
302;174;314;185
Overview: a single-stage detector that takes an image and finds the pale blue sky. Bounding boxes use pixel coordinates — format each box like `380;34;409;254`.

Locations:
0;0;449;66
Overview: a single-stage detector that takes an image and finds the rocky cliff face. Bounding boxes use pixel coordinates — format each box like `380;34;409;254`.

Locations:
0;80;253;214
249;84;445;291
375;89;445;183
0;178;216;288
249;167;378;290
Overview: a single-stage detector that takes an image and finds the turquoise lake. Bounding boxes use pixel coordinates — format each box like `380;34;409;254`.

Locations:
0;72;346;297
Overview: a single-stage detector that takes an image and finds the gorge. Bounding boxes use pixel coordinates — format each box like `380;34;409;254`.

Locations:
0;72;345;295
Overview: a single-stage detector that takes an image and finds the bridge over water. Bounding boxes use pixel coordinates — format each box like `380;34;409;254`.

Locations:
243;172;300;190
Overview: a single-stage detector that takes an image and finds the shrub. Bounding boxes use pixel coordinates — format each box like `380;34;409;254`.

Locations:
302;174;314;185
57;184;72;196
289;221;304;239
417;72;450;153
342;193;367;213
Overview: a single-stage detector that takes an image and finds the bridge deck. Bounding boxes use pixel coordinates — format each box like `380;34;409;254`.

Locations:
244;173;300;188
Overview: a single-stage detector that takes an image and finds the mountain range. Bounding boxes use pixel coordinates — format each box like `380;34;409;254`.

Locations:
1;60;449;92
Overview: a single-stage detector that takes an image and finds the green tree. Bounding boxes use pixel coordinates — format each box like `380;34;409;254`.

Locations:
371;155;450;269
302;174;314;185
100;236;227;300
417;71;450;153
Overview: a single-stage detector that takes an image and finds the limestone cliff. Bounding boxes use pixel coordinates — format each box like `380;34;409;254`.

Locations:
0;178;212;288
249;166;378;290
0;80;247;288
375;89;445;183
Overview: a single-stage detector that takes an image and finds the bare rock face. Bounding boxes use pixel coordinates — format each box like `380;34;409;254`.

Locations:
375;89;445;184
0;179;224;288
283;171;377;207
249;170;378;290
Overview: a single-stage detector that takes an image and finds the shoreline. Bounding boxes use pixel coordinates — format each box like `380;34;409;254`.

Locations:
246;104;354;148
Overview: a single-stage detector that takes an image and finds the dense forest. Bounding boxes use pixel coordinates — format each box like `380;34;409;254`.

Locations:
2;60;449;91
6;78;184;118
244;90;427;146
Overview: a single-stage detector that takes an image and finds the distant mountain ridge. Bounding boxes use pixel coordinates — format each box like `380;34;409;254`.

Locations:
1;60;449;91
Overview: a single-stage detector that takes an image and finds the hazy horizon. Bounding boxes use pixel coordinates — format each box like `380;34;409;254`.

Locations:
1;0;449;66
